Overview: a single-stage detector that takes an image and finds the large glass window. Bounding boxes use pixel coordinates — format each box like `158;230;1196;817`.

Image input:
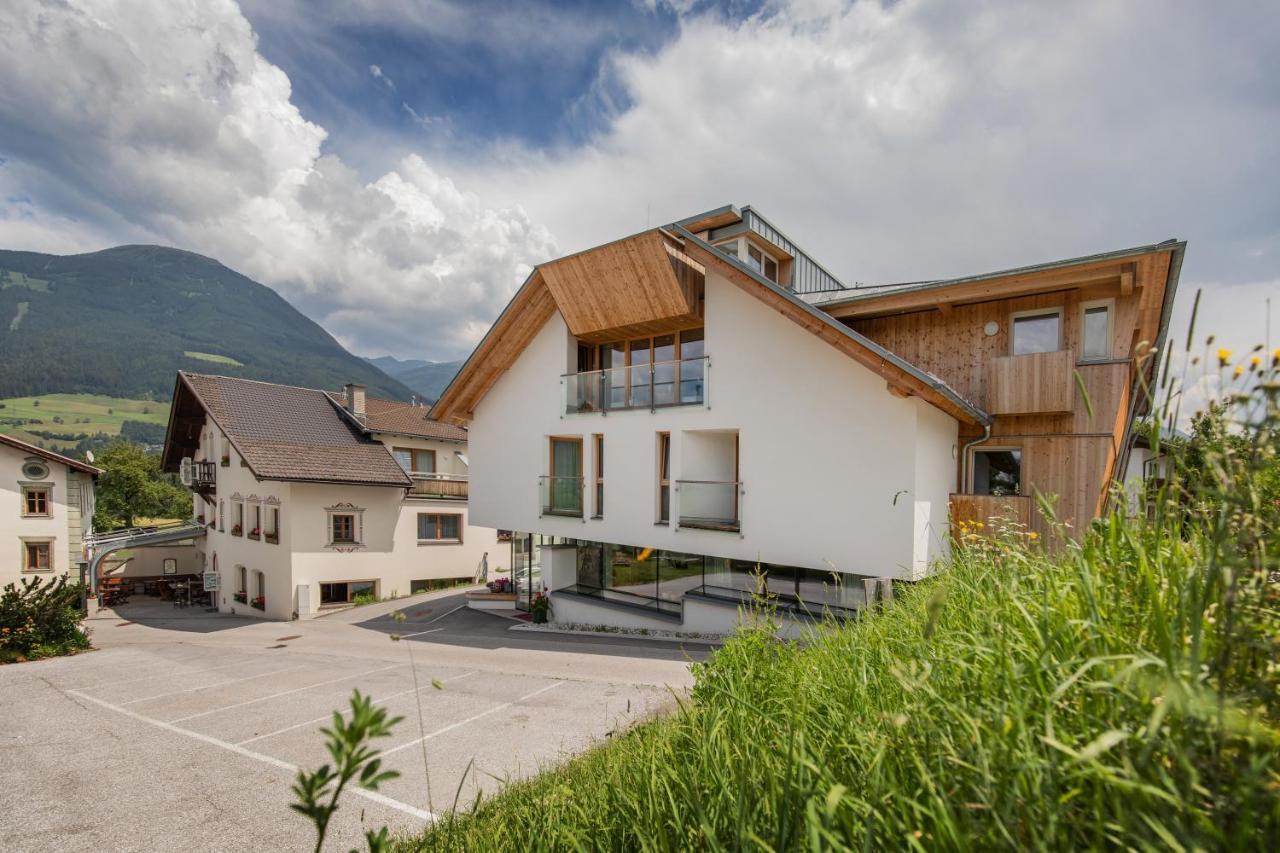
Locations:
972;449;1022;496
679;329;705;404
579;330;705;413
1012;310;1061;355
629;337;652;408
652;334;676;406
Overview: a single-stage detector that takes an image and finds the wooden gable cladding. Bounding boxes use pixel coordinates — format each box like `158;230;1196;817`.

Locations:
537;229;704;344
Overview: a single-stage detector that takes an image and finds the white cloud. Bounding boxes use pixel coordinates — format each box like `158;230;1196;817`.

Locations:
0;0;555;360
369;64;395;89
0;0;1276;375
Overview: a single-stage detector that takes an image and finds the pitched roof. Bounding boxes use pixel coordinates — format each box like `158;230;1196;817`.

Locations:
163;373;411;487
431;224;991;428
0;432;102;475
326;393;468;442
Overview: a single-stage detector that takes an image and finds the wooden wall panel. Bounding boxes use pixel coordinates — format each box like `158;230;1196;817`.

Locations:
985;350;1075;414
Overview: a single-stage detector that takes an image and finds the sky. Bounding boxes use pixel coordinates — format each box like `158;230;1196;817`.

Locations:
0;1;1276;405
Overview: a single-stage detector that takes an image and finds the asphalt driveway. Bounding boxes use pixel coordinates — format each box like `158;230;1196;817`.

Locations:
0;589;705;852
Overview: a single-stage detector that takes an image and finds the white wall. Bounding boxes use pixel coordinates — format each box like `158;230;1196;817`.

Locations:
911;399;957;579
467;269;960;582
1;444;78;588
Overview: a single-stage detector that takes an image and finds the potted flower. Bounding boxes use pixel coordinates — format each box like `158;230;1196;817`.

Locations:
248;526;260;540
250;596;265;611
233;591;247;604
231;523;243;536
264;531;278;544
530;591;550;624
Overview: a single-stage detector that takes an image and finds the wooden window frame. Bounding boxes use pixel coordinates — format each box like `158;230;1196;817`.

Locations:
330;513;357;545
968;446;1024;496
592;433;604;519
320;579;379;604
1009;307;1064;357
1079;298;1115;362
586;327;705;410
21;538;54;574
658;432;672;524
21;485;52;518
417;512;463;544
393;447;437;475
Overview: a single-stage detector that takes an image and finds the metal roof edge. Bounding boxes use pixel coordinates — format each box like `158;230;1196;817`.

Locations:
814;239;1189;309
671;225;991;426
739;205;851;291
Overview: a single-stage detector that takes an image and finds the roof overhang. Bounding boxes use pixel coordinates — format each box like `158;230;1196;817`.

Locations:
0;432;102;476
432;225;990;428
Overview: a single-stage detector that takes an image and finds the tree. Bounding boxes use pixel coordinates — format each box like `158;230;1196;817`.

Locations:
93;441;192;530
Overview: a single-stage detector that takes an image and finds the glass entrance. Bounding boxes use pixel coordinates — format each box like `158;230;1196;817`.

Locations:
511;532;542;612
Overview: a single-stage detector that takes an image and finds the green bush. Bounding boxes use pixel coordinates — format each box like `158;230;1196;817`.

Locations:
404;363;1280;851
1;576;90;663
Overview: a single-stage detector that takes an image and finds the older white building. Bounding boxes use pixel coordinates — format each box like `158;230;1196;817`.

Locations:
160;373;497;620
1;433;99;590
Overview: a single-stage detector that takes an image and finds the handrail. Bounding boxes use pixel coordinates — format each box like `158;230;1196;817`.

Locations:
559;355;708;380
408;472;468;481
675;479;742;486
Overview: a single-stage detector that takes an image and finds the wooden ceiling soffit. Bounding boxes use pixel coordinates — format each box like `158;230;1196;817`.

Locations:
680;240;984;426
538;229;704;343
823;259;1138;320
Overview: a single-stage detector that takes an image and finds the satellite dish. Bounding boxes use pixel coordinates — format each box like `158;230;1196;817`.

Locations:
85;450;95;463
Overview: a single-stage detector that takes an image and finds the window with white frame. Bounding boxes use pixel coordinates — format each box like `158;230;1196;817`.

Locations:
1080;300;1114;361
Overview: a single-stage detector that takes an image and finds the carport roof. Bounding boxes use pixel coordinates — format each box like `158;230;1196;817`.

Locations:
162;372;411;487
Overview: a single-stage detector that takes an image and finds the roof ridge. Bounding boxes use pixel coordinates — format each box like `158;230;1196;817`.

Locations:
0;432;103;474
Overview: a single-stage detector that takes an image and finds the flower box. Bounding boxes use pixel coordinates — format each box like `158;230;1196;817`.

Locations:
248;527;260;541
233;591;247;604
231;524;243;537
250;596;265;611
220;457;230;467
263;532;279;544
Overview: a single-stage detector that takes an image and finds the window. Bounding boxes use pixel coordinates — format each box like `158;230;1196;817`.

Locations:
418;512;462;543
1081;301;1113;360
714;238;740;259
22;540;52;573
1011;309;1062;355
592;434;604;518
746;241;779;283
545;437;583;515
265;506;280;542
393;447;436;474
972;449;1022;496
218;500;224;531
21;460;49;479
581;329;706;412
331;513;356;544
658;432;672;523
232;500;244;535
320;581;375;604
22;486;50;517
237;565;247;594
249;504;261;539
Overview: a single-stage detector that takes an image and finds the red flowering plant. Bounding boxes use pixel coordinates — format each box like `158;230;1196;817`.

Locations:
530;591;550;623
250;596;265;610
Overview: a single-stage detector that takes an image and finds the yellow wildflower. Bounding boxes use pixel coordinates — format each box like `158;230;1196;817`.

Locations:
1216;348;1233;366
1251;355;1262;369
1273;348;1280;366
1234;365;1245;379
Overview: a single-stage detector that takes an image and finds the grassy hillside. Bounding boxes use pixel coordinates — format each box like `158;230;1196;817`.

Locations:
0;393;169;452
0;245;414;401
403;382;1280;851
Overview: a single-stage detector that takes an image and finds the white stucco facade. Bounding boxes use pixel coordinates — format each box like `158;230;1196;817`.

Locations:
1;439;95;590
189;422;496;621
466;268;960;630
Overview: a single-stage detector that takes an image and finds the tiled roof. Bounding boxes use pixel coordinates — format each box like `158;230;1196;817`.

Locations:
179;373;411;487
0;432;102;475
328;393;468;442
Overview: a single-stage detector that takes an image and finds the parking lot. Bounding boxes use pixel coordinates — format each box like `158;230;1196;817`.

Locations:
0;590;706;852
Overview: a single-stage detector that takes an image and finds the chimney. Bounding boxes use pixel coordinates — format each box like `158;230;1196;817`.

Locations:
343;383;366;418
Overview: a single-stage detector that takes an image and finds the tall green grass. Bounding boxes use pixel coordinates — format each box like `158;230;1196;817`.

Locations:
402;342;1279;851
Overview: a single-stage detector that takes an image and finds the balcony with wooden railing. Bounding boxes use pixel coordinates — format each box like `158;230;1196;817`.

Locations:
406;473;469;500
984;349;1075;415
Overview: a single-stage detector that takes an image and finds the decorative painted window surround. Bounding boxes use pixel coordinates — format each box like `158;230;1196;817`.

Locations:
325;503;366;551
20;483;52;518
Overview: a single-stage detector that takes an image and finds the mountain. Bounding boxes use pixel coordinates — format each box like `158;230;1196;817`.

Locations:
364;355;431;378
363;355;464;403
0;245;415;401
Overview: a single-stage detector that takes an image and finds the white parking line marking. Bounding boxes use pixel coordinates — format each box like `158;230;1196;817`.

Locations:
237;670;478;746
70;657;273;692
380;681;564;759
398;627;446;639
120;665;307;705
168;663;404;723
66;689;438;824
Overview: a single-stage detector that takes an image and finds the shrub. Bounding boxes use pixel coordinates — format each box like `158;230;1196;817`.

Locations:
1;576;90;663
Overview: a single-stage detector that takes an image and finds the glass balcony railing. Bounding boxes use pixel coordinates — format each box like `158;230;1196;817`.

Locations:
539;475;584;517
676;480;742;532
563;356;708;415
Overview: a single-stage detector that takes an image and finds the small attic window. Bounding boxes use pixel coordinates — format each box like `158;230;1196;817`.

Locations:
746;242;779;283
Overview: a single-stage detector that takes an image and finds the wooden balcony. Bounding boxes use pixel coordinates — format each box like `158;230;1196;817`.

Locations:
950;493;1032;531
407;474;468;500
985;349;1075;415
189;460;217;494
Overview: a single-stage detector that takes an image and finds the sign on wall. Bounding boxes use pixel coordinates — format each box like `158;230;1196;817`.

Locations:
203;572;219;592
